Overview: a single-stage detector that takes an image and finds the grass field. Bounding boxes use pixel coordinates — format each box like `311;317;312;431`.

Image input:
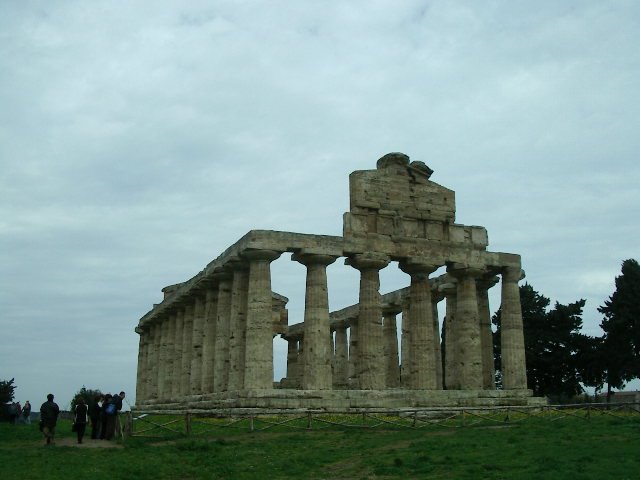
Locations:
1;412;639;479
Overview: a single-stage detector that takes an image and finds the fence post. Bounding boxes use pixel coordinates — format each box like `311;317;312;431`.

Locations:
249;415;254;432
307;412;312;430
124;411;133;437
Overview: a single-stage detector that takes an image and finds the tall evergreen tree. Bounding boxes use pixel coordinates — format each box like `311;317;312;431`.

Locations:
493;283;590;400
596;259;640;399
0;378;16;404
70;386;103;411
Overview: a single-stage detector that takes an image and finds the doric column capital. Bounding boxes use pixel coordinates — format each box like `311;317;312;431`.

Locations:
477;275;500;291
291;252;338;267
502;266;525;283
241;248;281;263
224;256;250;273
383;305;403;316
447;264;486;280
345;253;390;272
210;270;233;283
399;259;439;278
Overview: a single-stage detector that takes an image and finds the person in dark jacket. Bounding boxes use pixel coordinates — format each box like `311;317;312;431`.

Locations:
88;394;103;439
100;393;118;440
73;397;89;444
39;394;60;445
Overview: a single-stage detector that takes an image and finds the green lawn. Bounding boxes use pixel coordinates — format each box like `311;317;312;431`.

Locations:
1;413;639;479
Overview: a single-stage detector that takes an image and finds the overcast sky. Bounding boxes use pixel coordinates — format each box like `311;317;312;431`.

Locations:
2;1;639;410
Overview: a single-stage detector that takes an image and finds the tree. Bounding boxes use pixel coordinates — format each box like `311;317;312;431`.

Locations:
0;378;16;404
70;386;102;412
493;283;591;400
595;259;640;400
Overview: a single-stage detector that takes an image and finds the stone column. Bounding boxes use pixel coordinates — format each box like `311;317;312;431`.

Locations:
400;297;410;386
399;260;439;390
242;249;281;390
162;313;176;400
171;310;184;398
346;254;390;390
432;300;443;390
201;286;218;394
190;294;206;395
157;318;168;401
295;338;305;387
293;252;337;390
441;281;457;389
180;304;195;397
383;307;401;388
347;318;358;388
228;265;250;391
448;266;484;390
284;336;301;388
213;274;233;392
149;322;161;400
135;327;147;402
500;266;527;389
477;275;499;390
333;325;349;388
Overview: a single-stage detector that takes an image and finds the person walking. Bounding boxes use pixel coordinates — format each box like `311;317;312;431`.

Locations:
88;394;102;439
39;394;60;445
22;401;31;425
73;397;89;444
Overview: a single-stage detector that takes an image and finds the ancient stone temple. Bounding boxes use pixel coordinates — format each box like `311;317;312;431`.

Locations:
134;153;544;411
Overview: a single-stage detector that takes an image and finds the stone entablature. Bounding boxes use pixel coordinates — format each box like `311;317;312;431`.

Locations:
134;153;535;411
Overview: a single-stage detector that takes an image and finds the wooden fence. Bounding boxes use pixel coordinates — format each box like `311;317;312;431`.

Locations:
125;402;640;438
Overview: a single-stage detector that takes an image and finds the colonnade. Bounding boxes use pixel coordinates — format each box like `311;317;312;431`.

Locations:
283;257;526;392
136;247;527;404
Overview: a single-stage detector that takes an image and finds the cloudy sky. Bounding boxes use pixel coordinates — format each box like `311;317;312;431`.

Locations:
1;1;639;409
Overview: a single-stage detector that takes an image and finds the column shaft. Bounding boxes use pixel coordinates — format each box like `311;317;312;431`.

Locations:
334;327;349;387
432;301;443;390
171;310;184;398
451;268;483;389
213;278;232;392
190;296;206;395
443;290;457;389
501;267;527;389
400;261;439;390
293;253;336;390
149;323;161;400
243;250;281;390
383;311;400;388
348;319;358;388
135;329;147;402
400;300;410;386
180;305;195;397
162;314;175;400
201;287;218;393
228;269;250;391
478;277;498;390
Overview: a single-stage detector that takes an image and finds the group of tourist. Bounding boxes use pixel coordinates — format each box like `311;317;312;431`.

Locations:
37;391;126;445
7;400;31;424
86;391;126;443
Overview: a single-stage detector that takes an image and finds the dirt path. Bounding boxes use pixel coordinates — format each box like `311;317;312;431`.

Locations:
40;437;123;448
